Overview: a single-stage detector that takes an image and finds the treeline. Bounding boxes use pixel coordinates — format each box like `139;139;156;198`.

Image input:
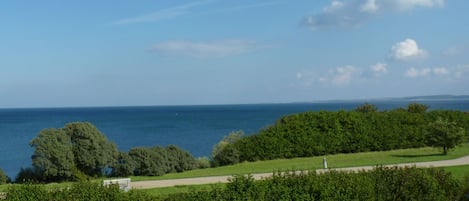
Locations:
15;122;204;183
163;166;469;201
212;103;469;165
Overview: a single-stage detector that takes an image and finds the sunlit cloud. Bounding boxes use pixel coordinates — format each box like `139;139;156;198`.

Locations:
390;39;427;61
404;67;450;78
370;62;387;76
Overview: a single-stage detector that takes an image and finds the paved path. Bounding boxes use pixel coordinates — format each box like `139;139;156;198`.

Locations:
131;155;469;189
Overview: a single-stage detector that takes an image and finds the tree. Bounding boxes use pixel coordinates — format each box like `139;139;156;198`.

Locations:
0;168;9;184
165;145;197;173
30;128;75;181
355;103;378;113
407;103;429;113
129;147;167;176
63;122;118;176
211;131;243;159
211;131;243;167
111;152;136;177
426;118;466;155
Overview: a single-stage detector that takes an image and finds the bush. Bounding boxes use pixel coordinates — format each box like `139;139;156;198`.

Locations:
196;157;211;169
0;168;10;184
230;105;469;163
163;167;464;201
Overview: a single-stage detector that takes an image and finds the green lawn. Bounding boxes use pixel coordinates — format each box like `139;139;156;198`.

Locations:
131;144;469;182
444;165;469;181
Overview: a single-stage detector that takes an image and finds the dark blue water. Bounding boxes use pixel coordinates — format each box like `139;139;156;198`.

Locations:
1;100;468;179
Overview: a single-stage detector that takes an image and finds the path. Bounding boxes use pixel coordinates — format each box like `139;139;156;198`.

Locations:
131;155;469;189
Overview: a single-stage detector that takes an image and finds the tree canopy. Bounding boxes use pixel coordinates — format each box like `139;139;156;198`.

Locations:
426;118;466;155
30;128;75;181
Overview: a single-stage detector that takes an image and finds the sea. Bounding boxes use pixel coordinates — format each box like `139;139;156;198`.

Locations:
1;100;468;179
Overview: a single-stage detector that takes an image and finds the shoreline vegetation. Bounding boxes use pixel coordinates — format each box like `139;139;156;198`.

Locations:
0;102;468;200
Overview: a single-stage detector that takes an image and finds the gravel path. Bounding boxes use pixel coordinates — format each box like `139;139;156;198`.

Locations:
131;155;469;189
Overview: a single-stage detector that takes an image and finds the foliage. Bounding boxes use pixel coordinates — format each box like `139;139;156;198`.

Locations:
426;118;466;155
4;181;155;201
111;152;136;177
27;122;119;182
355;102;378;113
129;145;198;176
129;147;167;176
30;128;75;182
15;167;41;183
0;168;9;184
63;122;119;176
165;145;197;173
212;145;240;167
229;104;469;163
195;157;211;169
163;167;464;201
211;130;243;167
407;102;429;113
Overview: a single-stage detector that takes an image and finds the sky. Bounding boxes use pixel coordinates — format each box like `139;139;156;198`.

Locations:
1;0;468;108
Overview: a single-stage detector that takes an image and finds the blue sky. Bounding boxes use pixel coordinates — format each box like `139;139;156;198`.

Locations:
1;0;468;108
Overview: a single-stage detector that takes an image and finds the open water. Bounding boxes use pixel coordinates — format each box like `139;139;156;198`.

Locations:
1;100;468;179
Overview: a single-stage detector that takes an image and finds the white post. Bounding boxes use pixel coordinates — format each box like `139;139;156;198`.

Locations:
323;156;328;170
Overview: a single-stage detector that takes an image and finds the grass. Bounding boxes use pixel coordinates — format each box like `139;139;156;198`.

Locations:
443;165;469;181
131;144;469;182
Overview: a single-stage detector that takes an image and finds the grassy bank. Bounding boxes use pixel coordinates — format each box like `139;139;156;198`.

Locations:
132;144;469;182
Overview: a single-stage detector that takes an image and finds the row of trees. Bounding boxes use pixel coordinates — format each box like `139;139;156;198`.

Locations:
164;166;468;201
212;103;469;166
17;122;202;183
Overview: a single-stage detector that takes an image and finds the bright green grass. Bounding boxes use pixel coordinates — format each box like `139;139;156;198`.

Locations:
443;165;469;181
131;144;469;182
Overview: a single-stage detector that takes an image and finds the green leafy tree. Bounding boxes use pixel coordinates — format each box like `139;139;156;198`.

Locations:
407;103;429;113
211;131;243;166
0;168;10;184
111;152;136;177
426;118;466;155
30;128;75;181
165;145;197;173
355;103;378;113
129;147;167;176
63;122;118;176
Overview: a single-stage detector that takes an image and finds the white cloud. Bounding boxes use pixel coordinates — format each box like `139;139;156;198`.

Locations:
455;65;469;78
433;67;449;75
113;0;215;25
149;40;257;59
318;65;358;85
405;67;431;78
370;62;387;76
394;0;445;11
390;39;427;61
361;0;379;13
297;65;358;87
301;0;445;30
405;67;450;78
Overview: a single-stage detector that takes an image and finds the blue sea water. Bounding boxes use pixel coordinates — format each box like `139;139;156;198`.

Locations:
1;100;468;179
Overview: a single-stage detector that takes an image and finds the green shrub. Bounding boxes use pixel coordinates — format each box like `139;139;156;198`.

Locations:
163;167;465;201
